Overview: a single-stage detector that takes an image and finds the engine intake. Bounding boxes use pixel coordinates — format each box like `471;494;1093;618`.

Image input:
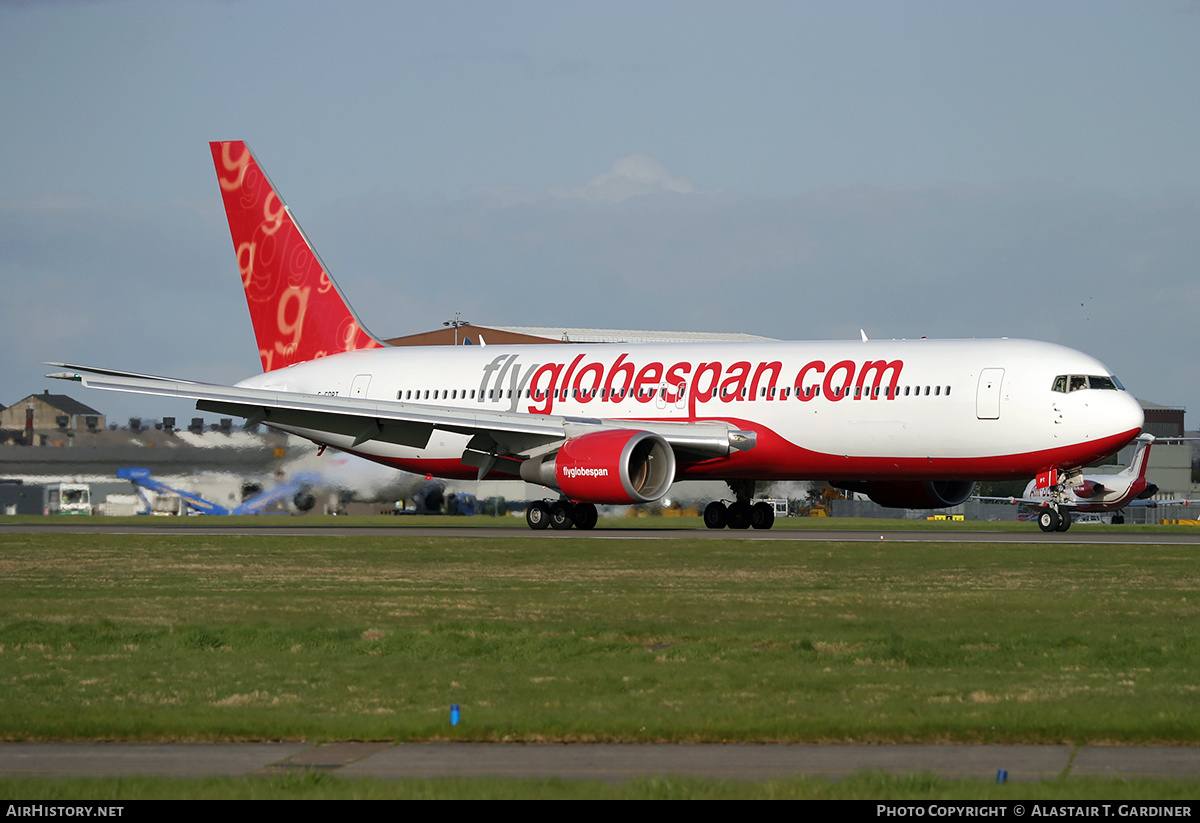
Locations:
520;429;676;504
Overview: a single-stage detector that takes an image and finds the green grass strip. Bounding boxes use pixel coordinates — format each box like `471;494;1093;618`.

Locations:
1;533;1198;743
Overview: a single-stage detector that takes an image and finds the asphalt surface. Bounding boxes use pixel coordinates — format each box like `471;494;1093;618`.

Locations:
4;521;1200;544
2;742;1199;782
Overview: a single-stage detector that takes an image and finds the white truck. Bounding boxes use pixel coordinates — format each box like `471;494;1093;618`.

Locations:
45;482;92;515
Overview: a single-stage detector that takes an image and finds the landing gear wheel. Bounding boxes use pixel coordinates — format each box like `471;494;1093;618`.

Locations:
550;501;575;530
727;501;752;530
750;501;776;530
1037;507;1061;533
1112;513;1125;525
703;501;728;529
573;502;598;530
526;501;550;530
1055;509;1072;532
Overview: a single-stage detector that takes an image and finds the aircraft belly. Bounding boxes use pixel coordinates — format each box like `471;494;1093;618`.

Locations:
686;414;1138;482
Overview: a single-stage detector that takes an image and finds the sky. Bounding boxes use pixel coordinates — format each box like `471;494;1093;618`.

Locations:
1;0;1198;428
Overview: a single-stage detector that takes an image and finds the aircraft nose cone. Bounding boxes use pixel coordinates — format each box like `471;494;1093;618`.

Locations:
1102;390;1145;444
1121;392;1145;436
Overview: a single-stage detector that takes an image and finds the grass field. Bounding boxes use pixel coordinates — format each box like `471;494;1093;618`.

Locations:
2;527;1197;745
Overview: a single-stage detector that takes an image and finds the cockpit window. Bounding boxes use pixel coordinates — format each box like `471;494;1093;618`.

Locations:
1052;374;1124;393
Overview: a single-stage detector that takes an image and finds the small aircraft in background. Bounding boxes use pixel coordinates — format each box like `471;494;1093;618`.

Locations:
281;444;443;514
976;434;1200;531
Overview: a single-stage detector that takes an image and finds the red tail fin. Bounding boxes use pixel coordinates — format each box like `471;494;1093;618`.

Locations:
210;141;384;372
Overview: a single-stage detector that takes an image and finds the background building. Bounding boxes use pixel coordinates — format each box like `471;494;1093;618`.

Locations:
0;390;105;440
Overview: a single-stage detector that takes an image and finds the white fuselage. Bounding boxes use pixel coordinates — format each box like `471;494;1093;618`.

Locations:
238;337;1143;482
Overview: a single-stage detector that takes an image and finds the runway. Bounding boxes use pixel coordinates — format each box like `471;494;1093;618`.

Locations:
3;521;1200;544
2;742;1199;782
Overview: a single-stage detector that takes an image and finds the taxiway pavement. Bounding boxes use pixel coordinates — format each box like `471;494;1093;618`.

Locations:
2;742;1199;782
4;522;1200;544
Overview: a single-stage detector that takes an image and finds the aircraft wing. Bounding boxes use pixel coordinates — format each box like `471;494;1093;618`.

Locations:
44;362;207;384
972;495;1079;508
974;495;1200;510
1125;499;1200;509
47;364;755;469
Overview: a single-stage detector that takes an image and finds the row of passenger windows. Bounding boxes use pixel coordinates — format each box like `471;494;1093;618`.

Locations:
1052;374;1123;393
397;384;954;401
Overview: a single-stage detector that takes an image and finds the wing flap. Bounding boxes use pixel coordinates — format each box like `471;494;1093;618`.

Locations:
195;399;437;450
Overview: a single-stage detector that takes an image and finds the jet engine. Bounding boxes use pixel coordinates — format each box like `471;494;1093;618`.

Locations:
1072;480;1108;498
519;429;676;504
834;479;976;509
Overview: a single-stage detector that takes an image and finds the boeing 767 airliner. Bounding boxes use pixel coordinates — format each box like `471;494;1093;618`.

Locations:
48;142;1144;530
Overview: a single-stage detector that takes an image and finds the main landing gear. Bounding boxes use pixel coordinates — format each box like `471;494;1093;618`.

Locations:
1037;505;1072;533
703;481;776;530
526;500;598;531
703;500;776;530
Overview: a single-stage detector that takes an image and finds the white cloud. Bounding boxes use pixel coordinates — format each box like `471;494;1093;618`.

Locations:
551;154;697;202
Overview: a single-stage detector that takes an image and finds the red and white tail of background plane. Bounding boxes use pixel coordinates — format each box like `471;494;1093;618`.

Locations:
48;141;1145;531
977;433;1200;531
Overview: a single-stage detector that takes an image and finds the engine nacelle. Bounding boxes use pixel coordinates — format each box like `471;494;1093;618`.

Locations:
519;429;676;505
834;479;976;509
1073;480;1107;498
